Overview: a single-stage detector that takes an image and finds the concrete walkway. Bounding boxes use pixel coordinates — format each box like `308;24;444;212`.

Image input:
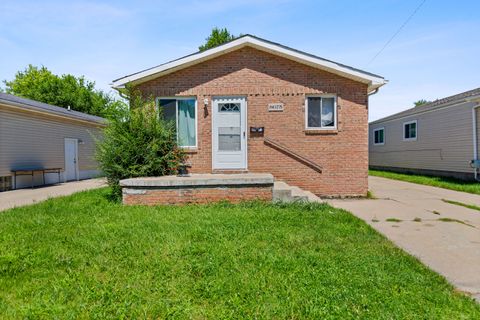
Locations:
0;178;106;212
328;176;480;301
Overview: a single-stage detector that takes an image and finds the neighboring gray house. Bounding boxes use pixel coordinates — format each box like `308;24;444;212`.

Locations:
0;93;106;191
369;88;480;181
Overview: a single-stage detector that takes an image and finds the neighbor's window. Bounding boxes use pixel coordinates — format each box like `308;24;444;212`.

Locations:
403;120;417;141
158;98;197;147
373;127;385;145
306;96;336;129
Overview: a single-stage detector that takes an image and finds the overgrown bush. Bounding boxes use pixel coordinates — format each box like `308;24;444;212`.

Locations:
96;91;185;200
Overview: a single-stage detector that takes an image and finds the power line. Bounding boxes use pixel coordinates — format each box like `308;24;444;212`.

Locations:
367;0;427;66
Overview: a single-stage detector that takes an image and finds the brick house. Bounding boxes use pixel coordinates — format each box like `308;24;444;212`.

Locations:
112;35;386;197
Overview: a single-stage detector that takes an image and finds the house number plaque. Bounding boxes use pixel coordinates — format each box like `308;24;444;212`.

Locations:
268;103;284;112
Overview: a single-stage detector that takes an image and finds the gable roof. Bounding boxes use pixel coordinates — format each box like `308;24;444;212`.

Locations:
0;93;106;126
370;87;480;125
111;34;387;93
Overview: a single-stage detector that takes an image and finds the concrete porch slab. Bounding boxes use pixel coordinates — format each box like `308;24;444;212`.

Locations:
120;173;274;188
120;173;275;205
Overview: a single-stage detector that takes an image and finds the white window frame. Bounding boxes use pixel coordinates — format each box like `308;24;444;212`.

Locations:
373;127;385;145
305;95;337;130
156;97;198;148
403;120;417;141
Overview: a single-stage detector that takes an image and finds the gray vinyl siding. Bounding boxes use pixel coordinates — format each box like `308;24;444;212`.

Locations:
369;101;477;174
0;106;103;177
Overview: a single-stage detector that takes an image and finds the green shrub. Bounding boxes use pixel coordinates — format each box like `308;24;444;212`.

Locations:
96;91;185;199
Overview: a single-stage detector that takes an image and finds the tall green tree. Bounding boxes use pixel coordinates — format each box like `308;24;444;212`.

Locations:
414;99;431;107
199;27;238;51
2;65;125;119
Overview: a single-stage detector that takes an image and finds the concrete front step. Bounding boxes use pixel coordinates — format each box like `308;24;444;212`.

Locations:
273;181;321;203
120;173;275;205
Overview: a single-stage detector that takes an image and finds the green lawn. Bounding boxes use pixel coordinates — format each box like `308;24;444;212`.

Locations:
370;169;480;195
1;189;479;318
442;199;480;212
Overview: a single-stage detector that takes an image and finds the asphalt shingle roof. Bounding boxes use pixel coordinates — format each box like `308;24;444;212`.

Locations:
0;93;106;125
370;87;480;125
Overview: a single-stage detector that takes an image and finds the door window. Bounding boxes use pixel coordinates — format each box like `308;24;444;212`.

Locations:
219;103;240;112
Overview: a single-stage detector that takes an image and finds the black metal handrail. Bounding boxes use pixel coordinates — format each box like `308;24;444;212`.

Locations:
264;137;322;173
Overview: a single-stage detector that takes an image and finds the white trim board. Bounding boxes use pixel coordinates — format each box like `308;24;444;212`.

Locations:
112;35;386;93
473;106;480;181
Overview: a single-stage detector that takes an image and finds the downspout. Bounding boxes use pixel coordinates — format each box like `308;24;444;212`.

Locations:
472;104;480;181
367;87;380;177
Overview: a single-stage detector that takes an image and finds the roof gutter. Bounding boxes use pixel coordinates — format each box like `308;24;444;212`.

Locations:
368;88;380;96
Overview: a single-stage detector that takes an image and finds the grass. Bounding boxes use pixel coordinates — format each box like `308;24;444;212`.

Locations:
0;189;479;318
386;218;402;223
370;169;480;195
366;190;377;199
442;199;480;212
437;218;475;228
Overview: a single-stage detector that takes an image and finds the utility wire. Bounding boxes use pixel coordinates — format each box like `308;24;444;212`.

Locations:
367;0;427;66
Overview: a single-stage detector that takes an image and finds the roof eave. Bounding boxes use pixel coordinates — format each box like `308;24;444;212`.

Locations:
466;94;480;103
0;99;107;127
370;92;480;125
111;40;251;89
368;79;388;93
111;35;386;91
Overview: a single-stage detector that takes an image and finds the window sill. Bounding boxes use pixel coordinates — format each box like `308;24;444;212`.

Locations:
304;129;338;135
181;148;199;154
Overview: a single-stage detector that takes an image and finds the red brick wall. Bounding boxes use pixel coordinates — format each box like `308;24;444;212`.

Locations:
136;47;369;197
123;186;272;205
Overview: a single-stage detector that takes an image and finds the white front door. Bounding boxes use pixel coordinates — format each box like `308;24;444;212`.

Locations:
64;138;78;181
212;97;247;170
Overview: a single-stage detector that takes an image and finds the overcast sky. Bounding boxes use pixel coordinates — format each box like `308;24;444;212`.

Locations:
1;0;479;121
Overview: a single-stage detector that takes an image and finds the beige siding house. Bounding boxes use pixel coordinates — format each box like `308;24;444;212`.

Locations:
369;88;480;181
0;93;106;191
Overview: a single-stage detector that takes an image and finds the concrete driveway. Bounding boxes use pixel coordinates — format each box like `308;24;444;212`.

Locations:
329;176;480;302
0;178;106;212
